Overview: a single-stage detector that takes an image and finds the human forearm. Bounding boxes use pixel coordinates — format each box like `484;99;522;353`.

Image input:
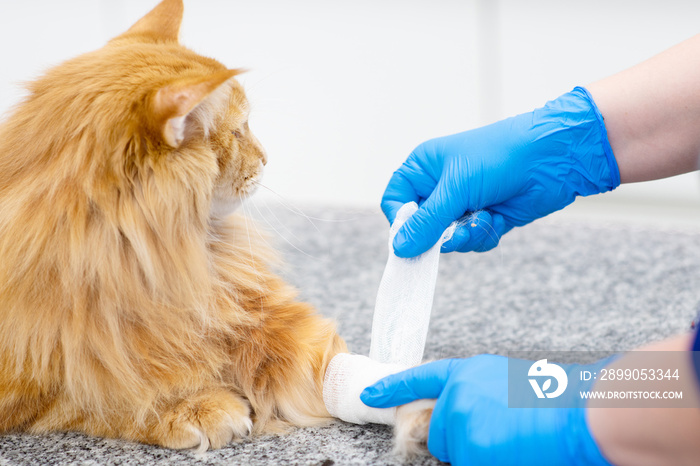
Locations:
587;34;700;183
588;334;700;466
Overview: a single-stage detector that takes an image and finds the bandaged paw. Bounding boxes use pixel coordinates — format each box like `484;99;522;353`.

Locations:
323;353;407;425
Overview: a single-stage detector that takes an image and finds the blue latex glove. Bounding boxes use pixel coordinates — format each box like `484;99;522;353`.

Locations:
382;87;620;258
361;355;617;466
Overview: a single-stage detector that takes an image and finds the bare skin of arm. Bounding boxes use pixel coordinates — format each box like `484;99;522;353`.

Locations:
587;334;700;466
586;34;700;183
586;34;700;465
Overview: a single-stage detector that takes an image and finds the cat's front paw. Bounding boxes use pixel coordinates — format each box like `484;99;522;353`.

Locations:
393;399;435;458
151;388;252;452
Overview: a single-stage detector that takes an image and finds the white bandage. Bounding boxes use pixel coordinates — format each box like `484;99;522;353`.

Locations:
323;202;455;425
370;202;456;366
323;353;406;425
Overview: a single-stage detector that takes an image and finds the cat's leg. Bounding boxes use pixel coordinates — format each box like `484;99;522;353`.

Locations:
28;386;252;452
230;300;347;432
0;382;56;433
394;399;434;458
142;387;252;451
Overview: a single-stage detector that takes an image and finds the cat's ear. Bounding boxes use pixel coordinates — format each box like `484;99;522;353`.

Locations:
152;69;242;148
118;0;184;43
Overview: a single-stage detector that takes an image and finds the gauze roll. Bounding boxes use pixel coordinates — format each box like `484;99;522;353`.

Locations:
323;202;456;425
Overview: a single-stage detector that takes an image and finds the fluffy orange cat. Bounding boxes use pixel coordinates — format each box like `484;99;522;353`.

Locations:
0;0;431;455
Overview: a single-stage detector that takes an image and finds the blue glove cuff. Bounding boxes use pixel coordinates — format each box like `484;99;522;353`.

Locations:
530;87;622;200
566;408;614;466
564;354;621;466
573;86;621;190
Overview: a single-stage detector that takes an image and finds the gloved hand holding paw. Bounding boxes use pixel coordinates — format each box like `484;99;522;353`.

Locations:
361;355;617;466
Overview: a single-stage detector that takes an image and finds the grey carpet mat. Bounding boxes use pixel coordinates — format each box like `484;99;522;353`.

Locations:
2;203;699;465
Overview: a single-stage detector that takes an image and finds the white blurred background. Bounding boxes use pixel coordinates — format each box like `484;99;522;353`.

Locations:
1;0;698;227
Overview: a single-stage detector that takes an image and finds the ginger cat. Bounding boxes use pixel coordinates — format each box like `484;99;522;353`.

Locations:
0;0;432;456
0;0;350;451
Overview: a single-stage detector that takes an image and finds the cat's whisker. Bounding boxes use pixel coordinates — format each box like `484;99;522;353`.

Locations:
239;198;268;327
246;197;319;261
237;198;291;258
251;181;321;233
252;180;374;224
465;212;505;261
239;198;257;266
252;198;304;244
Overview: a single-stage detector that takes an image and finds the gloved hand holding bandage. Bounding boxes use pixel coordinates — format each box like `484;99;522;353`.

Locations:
382;87;620;258
323;203;456;425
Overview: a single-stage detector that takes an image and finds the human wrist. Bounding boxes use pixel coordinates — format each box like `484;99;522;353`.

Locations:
586;335;700;466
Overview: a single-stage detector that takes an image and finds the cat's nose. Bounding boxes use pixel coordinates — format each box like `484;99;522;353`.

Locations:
259;148;268;166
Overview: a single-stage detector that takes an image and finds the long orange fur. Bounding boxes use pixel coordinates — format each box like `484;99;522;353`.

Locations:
0;0;348;450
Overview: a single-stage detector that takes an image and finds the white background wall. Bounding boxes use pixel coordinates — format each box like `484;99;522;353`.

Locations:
1;0;699;216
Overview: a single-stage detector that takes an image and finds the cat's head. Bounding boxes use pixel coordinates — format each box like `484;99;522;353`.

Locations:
116;0;267;216
5;0;265;220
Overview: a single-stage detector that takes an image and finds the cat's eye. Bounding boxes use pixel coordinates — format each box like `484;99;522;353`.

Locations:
231;130;242;138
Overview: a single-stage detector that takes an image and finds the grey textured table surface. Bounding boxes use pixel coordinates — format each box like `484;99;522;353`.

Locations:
1;203;699;465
